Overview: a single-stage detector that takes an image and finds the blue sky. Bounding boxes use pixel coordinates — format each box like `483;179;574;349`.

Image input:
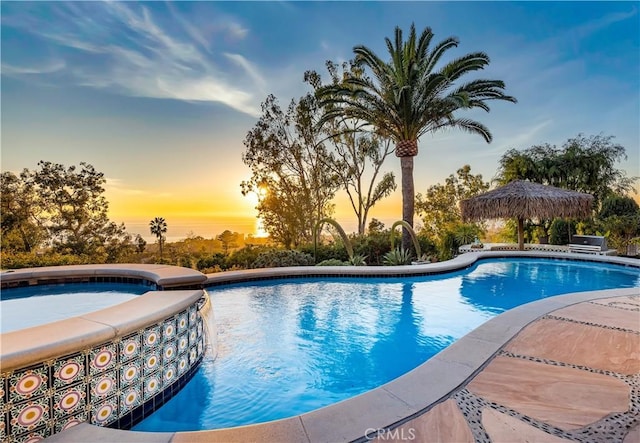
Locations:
2;1;638;239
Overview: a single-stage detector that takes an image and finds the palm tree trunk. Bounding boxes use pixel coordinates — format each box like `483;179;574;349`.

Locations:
400;156;415;251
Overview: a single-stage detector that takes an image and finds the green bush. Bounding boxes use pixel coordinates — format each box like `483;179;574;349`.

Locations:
299;243;349;263
1;252;86;269
226;245;271;269
549;218;576;245
251;250;315;268
196;253;228;271
353;232;392;266
316;259;348;266
383;248;413;266
599;195;639;218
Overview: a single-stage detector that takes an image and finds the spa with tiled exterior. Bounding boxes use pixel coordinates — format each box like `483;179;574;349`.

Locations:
1;252;638;443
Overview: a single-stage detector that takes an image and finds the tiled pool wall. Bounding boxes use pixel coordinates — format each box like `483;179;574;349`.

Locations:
0;265;210;443
0;296;208;443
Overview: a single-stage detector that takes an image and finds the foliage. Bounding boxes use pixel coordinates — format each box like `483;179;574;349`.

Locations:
241;94;339;248
135;234;146;254
347;253;368;266
1;162;133;264
497;134;636;210
549;218;577;245
196;253;229;272
599;195;639;219
305;61;396;235
598;195;640;256
1;170;46;253
1;252;86;269
416;165;489;242
382;248;413;266
216;230;239;255
226;245;271;269
316;258;348;266
316;24;515;249
149;217;167;262
299;243;349;264
251;249;315;268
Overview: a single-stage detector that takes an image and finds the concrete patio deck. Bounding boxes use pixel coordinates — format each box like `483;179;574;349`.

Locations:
372;293;640;443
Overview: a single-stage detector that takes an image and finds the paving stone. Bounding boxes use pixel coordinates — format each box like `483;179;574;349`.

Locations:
467;356;630;431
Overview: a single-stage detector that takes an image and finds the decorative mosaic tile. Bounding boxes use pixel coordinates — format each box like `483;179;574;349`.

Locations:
196;318;203;338
163;364;177;386
163;318;177;341
177;312;189;333
53;385;86;419
90;396;118;426
162;343;178;363
52;354;85;388
189;348;198;365
143;325;162;349
120;384;143;413
1;413;6;442
90;372;117;399
143;372;162;401
177;356;189;376
188;305;197;326
8;366;49;403
197;340;204;358
119;333;142;363
88;343;117;375
53;412;87;434
9;397;50;434
143;351;161;375
12;424;48;443
120;362;141;387
177;333;189;355
188;329;198;347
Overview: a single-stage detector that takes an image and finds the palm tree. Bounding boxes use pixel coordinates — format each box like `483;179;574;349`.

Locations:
149;217;167;262
317;24;516;249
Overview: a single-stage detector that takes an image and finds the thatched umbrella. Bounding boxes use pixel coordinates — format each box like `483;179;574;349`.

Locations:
460;180;594;250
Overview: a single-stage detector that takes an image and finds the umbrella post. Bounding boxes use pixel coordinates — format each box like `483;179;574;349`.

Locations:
518;217;525;251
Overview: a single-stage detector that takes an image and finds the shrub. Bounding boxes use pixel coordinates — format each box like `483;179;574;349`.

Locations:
347;253;367;266
383;248;413;266
1;252;86;269
549;218;577;245
227;245;271;269
251;250;315;268
316;259;348;266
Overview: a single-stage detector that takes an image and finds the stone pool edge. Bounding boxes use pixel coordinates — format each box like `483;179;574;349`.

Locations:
39;252;640;443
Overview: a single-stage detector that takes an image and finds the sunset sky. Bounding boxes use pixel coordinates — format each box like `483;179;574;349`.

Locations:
2;1;638;242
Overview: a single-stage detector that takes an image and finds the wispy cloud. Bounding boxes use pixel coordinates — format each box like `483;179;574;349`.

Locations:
2;60;66;75
2;2;263;117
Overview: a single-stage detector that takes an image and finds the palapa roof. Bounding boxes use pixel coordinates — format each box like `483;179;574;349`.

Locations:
460;180;594;221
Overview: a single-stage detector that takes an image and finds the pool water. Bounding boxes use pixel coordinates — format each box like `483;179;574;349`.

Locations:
134;258;639;431
0;283;149;333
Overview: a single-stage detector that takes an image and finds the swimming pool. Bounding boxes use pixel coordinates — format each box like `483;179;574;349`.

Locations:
133;258;640;431
0;282;149;333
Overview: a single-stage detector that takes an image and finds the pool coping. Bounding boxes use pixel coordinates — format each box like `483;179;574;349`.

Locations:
1;263;208;290
39;251;640;443
1;290;204;373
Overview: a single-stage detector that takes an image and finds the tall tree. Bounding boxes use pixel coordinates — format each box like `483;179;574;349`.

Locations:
149;217;167;262
216;230;238;255
32;161;130;259
316;24;516;249
497;134;636;209
241;94;339;248
415;165;489;242
305;61;397;235
1;170;45;253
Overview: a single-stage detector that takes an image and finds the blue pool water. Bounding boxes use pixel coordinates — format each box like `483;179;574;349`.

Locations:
134;258;639;431
0;283;149;333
